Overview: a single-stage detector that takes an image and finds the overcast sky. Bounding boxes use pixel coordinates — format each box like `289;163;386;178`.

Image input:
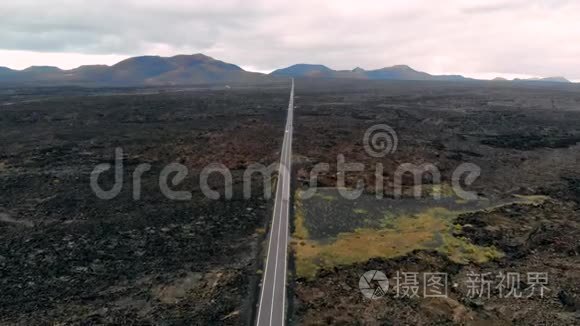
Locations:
1;0;579;80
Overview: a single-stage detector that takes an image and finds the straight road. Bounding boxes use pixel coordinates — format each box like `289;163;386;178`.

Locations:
256;78;294;326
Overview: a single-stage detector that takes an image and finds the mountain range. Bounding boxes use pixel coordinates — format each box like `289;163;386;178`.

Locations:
0;54;572;86
0;54;270;86
270;64;471;82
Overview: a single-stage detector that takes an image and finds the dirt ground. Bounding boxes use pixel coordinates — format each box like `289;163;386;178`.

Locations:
0;85;288;324
1;79;579;325
290;79;580;325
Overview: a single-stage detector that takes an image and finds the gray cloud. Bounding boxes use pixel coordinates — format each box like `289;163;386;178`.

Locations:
0;0;579;79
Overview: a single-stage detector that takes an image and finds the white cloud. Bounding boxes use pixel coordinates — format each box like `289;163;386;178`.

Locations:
0;0;578;79
0;50;128;70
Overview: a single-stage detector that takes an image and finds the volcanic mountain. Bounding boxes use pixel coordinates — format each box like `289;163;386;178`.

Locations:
515;76;572;83
270;64;469;81
0;54;271;86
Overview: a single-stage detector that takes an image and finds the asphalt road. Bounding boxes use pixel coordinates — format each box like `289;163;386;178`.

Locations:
256;78;294;326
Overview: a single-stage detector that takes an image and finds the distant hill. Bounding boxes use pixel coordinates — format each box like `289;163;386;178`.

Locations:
493;76;572;84
0;67;16;76
516;76;571;83
270;64;335;78
0;54;273;86
23;66;63;73
271;64;470;81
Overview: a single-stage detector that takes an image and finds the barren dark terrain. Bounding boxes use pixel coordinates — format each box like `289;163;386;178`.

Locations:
1;79;579;325
290;79;580;325
0;85;288;324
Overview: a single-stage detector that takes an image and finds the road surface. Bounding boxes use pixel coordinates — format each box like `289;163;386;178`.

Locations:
256;78;294;326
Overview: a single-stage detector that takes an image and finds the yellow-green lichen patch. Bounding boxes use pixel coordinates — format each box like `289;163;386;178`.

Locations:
292;189;551;279
513;194;549;206
409;183;456;199
430;184;457;198
314;192;337;202
437;233;504;264
293;192;309;240
293;206;505;279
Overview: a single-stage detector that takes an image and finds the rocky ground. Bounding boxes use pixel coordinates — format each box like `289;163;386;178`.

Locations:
0;85;288;324
290;79;580;325
1;79;579;325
